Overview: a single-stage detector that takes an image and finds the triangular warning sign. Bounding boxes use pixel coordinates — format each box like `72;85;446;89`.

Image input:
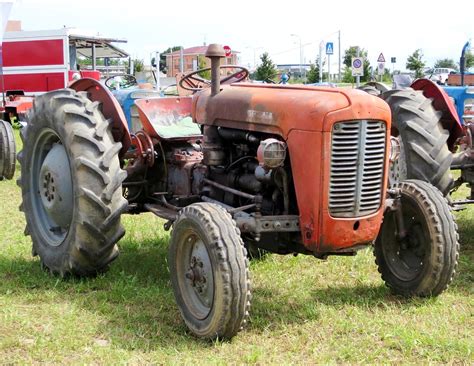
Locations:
377;53;386;63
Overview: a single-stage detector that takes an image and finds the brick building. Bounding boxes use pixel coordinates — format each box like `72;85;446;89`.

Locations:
165;45;239;77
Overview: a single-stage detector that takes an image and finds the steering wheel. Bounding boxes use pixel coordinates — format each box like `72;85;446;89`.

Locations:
179;65;249;92
105;74;138;90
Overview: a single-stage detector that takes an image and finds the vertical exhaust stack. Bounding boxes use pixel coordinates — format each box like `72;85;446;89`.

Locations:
205;44;225;96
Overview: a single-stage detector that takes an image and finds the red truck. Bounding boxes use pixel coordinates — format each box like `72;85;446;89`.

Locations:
0;27;129;123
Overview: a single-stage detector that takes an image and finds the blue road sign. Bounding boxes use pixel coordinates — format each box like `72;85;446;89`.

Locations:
353;58;362;68
326;42;334;55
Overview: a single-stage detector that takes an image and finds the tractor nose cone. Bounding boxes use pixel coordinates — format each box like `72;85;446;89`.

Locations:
38;143;73;229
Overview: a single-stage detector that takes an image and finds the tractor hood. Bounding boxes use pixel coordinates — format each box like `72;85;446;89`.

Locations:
192;83;390;137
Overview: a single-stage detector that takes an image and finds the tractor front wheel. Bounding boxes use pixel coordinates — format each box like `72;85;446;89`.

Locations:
18;89;128;276
168;202;251;339
375;180;459;297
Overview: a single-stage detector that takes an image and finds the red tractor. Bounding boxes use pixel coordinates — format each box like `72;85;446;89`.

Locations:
18;45;459;340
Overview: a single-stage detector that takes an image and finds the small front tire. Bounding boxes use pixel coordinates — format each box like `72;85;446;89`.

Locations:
375;180;459;297
168;202;251;339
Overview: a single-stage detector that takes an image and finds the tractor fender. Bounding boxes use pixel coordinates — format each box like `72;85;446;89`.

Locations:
70;78;131;155
364;81;391;93
411;78;464;149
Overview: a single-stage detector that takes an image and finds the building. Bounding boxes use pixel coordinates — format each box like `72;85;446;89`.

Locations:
165;45;239;77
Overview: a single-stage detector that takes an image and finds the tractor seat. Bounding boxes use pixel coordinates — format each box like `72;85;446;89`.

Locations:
134;97;202;140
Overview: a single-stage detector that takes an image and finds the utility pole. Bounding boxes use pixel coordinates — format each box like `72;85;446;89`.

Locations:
319;41;324;82
338;30;341;83
356;47;360;87
291;34;303;80
180;46;184;73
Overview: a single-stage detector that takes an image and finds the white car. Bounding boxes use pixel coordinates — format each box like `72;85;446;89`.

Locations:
427;68;456;85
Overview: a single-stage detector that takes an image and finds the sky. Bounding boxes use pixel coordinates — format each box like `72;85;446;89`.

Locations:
7;0;474;73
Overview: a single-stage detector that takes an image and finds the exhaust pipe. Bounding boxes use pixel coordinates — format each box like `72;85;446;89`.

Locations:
205;44;225;96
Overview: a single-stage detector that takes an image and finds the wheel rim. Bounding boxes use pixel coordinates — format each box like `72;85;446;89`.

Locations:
30;129;74;246
382;196;428;281
177;228;214;320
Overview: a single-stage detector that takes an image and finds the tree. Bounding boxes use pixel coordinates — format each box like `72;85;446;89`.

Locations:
306;59;327;83
254;52;277;82
434;58;458;71
465;51;474;69
155;46;182;73
343;46;371;82
406;49;426;78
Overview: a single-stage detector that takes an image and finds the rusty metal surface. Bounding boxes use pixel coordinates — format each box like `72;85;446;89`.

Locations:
134;97;199;140
411;79;464;149
193;83;392;253
70;78;131;155
193;83;389;137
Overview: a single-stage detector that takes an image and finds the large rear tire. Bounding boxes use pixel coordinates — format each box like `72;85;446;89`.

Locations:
0;120;16;180
18;89;128;276
168;202;251;339
382;89;453;194
375;180;459;297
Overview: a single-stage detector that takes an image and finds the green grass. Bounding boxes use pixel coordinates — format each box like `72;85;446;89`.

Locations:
1;130;473;364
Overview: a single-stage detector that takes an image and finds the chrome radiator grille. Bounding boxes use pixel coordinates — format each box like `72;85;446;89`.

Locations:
329;120;386;217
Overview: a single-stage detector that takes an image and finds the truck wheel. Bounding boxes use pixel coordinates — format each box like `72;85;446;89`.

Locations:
375;180;459;297
17;89;128;276
382;89;453;194
0;120;16;180
169;202;251;339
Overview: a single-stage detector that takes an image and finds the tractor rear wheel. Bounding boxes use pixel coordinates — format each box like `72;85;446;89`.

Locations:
382;88;453;194
0;120;16;180
168;202;251;339
18;89;128;276
375;180;459;297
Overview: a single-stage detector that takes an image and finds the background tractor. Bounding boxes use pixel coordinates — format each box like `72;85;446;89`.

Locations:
18;44;459;340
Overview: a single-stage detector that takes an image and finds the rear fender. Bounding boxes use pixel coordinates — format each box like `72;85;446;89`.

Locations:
411;79;464;149
70;78;131;156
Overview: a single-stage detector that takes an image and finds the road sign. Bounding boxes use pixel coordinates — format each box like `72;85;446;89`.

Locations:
352;57;364;76
223;45;232;57
391;57;396;63
377;62;385;76
326;42;334;55
377;53;386;63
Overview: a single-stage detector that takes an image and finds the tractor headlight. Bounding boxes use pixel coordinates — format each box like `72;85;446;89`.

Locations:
257;138;287;169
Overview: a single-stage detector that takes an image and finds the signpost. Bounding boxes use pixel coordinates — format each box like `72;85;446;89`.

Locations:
352;57;364;75
377;53;385;80
223;45;231;65
326;42;333;81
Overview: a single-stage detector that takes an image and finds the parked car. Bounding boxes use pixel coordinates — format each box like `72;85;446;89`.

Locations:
426;68;456;85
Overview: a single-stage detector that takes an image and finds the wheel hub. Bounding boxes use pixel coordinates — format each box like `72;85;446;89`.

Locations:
184;237;213;310
38;143;73;229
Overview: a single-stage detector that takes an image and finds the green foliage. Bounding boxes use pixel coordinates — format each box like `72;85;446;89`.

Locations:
133;59;144;73
197;55;211;79
78;56;120;66
434;58;458;71
255;52;277;82
306;60;326;83
406;49;426;78
343;46;371;82
159;46;182;72
465;51;474;69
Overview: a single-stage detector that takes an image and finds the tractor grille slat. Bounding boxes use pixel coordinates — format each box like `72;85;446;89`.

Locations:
329;120;386;218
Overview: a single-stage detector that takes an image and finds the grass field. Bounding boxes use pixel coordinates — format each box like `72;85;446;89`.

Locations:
1;130;473;364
